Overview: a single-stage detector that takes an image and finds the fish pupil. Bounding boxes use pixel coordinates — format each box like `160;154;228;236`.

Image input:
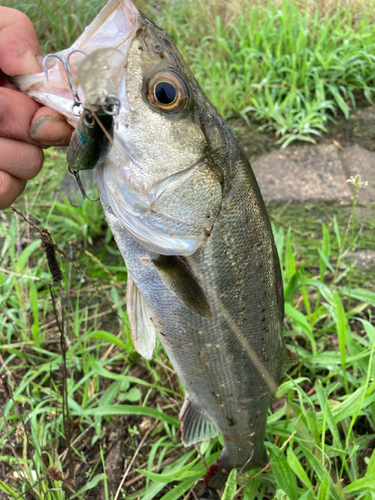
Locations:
155;82;176;105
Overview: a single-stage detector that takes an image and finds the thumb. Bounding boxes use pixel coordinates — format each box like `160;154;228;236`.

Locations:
0;7;43;76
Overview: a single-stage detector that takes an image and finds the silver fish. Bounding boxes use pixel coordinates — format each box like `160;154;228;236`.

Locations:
16;0;284;489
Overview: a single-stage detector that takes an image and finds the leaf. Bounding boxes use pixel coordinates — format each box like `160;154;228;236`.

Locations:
159;477;199;500
84;330;128;351
125;388;142;402
267;443;298;500
0;482;18;498
16;239;41;273
298;443;342;500
333;216;341;248
276;378;309;398
285;228;296;284
339;287;375;307
316;471;330;500
284;272;300;304
80;404;179;427
367;448;375;476
357;319;375;345
140;451;197;500
286;448;313;490
147;436;169;478
243;473;261;500
285;303;316;355
315;381;343;451
343;474;375;494
74;473;108;497
100;381;120;407
319;223;331;280
222;469;238;500
135;457;201;483
332;291;349;391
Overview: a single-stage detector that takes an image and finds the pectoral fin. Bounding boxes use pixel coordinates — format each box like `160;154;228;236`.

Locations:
180;398;218;446
126;276;156;359
152;256;213;318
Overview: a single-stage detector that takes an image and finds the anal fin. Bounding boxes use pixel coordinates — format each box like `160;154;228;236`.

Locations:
126;276;156;359
152;255;213;318
179;398;218;446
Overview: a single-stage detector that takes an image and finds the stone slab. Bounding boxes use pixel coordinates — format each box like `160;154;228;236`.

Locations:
347;250;375;270
251;144;352;204
340;144;375;204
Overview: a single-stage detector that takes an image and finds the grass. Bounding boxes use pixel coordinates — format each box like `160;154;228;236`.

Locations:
4;0;375;146
1;149;375;499
1;0;375;498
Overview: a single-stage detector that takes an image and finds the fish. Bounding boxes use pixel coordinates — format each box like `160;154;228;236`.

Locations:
15;0;285;489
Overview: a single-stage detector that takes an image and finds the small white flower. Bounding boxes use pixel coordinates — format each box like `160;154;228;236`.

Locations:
346;175;368;188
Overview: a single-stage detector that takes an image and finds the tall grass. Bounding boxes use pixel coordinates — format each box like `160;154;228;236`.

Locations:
1;0;375;498
160;0;375;146
1;152;375;498
4;0;375;145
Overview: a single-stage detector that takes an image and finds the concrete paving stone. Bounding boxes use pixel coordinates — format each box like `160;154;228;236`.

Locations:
340;144;375;204
346;250;375;270
250;144;352;204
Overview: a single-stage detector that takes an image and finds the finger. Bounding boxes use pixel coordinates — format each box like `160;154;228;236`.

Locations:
0;88;73;147
0;170;27;210
0;7;42;76
0;87;39;143
30;107;73;147
0;137;44;181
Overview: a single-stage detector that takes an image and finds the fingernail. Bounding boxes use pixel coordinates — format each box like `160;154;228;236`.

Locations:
30;116;72;146
22;50;43;75
36;55;44;69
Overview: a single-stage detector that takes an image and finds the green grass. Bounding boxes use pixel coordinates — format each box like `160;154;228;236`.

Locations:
1;151;375;499
4;0;375;145
1;0;375;497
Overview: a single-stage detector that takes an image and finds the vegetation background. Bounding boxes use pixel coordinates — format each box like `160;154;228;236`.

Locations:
1;0;375;499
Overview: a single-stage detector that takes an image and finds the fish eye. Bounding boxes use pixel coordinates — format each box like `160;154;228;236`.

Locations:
155;82;176;105
147;71;189;113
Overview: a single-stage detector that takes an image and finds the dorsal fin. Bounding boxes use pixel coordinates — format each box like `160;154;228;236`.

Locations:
126;276;157;359
152;255;213;318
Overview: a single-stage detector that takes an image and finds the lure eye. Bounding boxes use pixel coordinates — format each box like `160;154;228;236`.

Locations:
147;71;188;113
84;111;95;127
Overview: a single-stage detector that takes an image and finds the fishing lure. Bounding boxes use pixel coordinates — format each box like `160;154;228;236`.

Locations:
43;48;125;206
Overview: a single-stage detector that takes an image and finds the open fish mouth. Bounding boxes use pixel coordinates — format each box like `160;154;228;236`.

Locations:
13;0;139;125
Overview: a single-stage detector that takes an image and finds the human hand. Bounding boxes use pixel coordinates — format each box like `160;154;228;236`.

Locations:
0;7;73;209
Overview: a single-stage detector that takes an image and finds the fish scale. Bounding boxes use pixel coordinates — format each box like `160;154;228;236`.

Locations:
14;0;284;489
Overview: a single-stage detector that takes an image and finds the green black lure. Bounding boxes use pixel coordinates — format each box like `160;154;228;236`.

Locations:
43;48;126;206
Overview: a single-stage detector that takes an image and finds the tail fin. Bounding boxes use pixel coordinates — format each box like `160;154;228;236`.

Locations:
204;447;268;490
204;459;229;490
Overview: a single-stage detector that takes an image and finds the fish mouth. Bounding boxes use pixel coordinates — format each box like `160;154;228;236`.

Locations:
13;0;140;125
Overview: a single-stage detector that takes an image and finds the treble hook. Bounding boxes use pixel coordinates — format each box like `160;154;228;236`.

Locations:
68;167;100;207
43;49;87;110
